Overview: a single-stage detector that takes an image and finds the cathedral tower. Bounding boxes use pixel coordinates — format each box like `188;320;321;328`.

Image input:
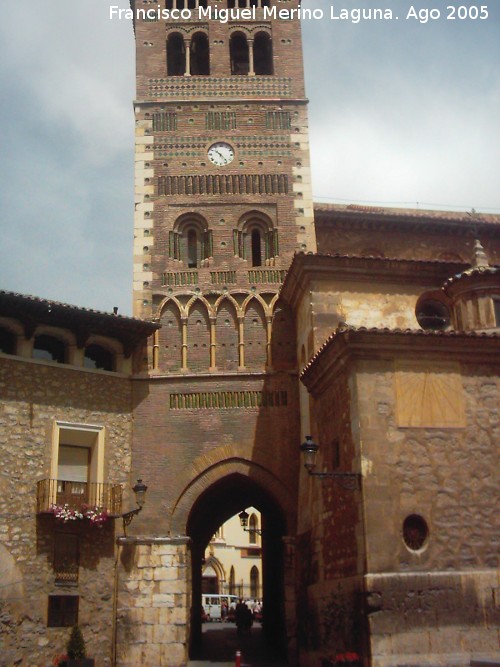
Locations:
132;0;316;376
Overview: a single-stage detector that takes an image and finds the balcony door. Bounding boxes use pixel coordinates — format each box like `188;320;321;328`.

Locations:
57;445;90;506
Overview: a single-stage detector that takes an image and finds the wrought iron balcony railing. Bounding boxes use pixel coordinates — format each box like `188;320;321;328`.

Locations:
36;479;123;516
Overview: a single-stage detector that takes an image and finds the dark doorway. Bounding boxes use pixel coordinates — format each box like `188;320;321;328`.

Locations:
186;474;288;663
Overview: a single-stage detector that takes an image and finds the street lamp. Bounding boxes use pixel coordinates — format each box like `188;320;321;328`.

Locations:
300;436;360;491
238;509;263;536
122;478;148;535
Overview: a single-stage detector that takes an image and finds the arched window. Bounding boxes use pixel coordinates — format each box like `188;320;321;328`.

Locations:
172;216;212;268
248;513;259;544
0;327;16;355
33;334;66;363
83;344;114;371
236;213;278;266
167;33;185;76
228;0;247;7
191;32;209;75
229;566;236;595
253;32;273;75
230;32;249;75
187;229;198;268
250;566;259;599
251;229;262;267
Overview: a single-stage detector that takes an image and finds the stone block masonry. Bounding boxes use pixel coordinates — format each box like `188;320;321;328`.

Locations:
115;536;191;667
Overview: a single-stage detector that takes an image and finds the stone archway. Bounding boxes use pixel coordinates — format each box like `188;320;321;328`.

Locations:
185;471;296;664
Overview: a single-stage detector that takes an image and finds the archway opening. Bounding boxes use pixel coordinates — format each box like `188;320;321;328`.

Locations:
186;473;288;663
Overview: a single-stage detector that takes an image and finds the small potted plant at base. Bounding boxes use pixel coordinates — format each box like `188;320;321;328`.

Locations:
64;625;94;667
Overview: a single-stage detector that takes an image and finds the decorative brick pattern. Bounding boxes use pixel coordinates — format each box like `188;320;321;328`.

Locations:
152;112;177;131
169;390;288;409
248;269;287;284
205;111;236;130
147;77;293;98
161;271;198;286
157;173;289;196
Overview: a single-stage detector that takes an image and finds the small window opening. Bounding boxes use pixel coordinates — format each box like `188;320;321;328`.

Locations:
47;595;79;627
251;230;262;267
403;514;429;551
250;565;260;599
230;32;249;75
248;514;259;544
167;33;186;76
416;300;451;330
229;566;236;595
188;229;198;268
33;334;66;363
191;32;209;75
253;32;273;75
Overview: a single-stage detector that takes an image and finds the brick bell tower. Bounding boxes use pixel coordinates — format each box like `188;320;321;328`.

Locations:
132;0;316;374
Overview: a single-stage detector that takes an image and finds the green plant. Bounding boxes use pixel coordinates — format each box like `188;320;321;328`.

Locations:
67;625;86;660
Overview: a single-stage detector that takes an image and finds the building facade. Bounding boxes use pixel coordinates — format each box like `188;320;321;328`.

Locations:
0;3;499;667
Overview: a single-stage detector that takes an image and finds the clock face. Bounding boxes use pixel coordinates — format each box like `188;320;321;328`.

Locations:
207;142;235;166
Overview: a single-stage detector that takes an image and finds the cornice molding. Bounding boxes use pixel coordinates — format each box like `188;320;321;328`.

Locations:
301;327;500;397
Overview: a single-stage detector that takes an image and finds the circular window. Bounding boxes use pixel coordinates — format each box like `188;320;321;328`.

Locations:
416;299;450;330
403;514;429;551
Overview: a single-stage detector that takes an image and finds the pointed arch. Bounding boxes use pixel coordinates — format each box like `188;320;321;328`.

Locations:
215;298;239;372
158;300;183;372
229;565;236;595
250;565;260;599
248;513;259;544
243;298;267;370
187;299;210;372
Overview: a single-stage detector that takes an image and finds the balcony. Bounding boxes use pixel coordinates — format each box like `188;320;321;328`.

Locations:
36;479;123;516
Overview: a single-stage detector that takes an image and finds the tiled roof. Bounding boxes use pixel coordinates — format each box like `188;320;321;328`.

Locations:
0;289;158;347
301;324;500;379
443;265;499;287
313;202;500;225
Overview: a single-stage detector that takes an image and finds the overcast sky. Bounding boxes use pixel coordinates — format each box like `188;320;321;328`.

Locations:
0;0;499;315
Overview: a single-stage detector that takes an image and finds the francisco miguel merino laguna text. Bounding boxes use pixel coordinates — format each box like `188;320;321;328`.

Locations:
109;4;395;23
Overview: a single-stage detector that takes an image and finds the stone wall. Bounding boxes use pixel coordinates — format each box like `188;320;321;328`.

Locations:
115;537;190;667
356;358;500;665
0;355;134;666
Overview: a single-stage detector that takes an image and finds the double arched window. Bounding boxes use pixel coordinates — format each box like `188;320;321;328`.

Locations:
234;214;278;267
230;31;273;76
169;216;213;268
167;31;210;76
